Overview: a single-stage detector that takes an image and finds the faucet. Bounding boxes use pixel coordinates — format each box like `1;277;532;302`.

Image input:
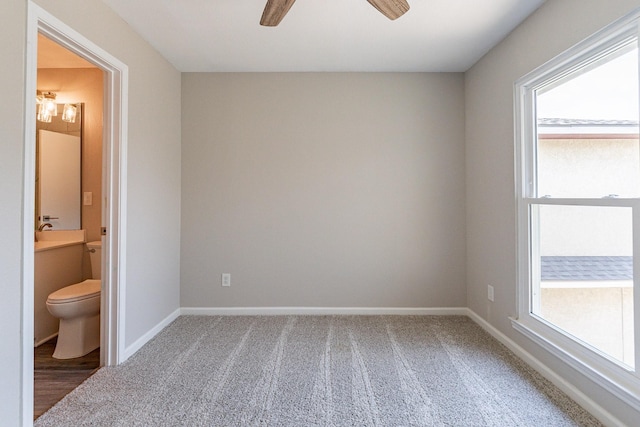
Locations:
38;223;53;231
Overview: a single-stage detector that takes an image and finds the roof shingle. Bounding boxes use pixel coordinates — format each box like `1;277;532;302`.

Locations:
541;256;632;281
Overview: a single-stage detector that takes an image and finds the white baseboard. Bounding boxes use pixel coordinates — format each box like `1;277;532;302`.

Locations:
123;307;464;359
123;308;181;361
180;306;468;316
465;309;622;427
34;332;58;348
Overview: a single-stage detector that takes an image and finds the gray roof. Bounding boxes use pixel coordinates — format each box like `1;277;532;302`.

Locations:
541;256;632;281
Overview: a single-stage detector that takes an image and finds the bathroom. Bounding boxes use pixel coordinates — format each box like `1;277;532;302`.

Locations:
34;34;104;419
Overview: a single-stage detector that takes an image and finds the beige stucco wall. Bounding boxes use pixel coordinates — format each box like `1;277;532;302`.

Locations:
538;138;638;256
541;286;634;366
538;138;640;199
181;72;467;309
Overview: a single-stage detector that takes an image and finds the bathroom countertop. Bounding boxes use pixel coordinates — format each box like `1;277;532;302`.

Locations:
35;230;87;252
35;240;85;252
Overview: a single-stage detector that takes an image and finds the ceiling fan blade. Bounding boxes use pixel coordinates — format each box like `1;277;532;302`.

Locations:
366;0;410;20
260;0;297;27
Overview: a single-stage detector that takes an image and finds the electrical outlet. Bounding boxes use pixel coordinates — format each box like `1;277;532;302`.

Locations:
222;273;231;287
488;285;494;302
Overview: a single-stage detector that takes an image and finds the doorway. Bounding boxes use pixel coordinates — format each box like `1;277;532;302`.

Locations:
23;3;128;424
33;34;103;419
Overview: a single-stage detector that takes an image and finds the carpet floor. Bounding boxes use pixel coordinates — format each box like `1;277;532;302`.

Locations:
35;315;603;426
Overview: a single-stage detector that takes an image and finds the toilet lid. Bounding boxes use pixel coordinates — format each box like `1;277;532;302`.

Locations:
47;279;101;304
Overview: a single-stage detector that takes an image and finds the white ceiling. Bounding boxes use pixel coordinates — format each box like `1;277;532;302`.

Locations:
100;0;546;72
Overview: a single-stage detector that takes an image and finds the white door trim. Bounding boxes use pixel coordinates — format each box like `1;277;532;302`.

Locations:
23;2;128;424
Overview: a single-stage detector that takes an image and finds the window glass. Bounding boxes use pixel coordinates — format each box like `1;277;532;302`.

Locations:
533;205;634;367
516;12;640;400
535;44;640;198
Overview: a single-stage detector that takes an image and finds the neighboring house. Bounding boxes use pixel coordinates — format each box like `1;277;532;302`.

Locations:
537;119;637;366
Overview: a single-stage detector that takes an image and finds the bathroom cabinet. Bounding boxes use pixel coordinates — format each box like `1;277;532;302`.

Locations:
34;231;85;346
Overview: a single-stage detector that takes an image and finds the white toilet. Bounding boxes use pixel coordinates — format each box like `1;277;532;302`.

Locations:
46;240;101;359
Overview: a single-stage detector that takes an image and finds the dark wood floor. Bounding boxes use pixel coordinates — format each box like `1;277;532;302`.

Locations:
34;338;100;420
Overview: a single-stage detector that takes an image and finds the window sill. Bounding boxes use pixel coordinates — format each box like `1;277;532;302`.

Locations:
511;317;640;412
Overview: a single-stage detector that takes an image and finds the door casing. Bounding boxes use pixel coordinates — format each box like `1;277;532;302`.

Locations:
23;2;129;424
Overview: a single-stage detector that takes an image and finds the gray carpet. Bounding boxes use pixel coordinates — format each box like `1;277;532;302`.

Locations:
35;315;603;426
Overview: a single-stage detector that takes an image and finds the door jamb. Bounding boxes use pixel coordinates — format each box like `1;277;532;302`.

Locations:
23;3;128;424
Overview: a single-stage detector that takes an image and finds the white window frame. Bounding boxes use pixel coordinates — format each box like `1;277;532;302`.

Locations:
514;10;640;411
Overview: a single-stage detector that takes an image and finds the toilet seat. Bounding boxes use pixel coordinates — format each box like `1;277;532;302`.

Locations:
47;279;101;304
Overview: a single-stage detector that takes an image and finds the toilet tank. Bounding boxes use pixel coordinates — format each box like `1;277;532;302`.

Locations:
86;241;102;279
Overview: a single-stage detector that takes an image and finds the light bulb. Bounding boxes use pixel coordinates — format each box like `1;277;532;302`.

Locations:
62;104;77;123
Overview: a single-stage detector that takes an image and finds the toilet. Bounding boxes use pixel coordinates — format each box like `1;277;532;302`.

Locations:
46;240;101;359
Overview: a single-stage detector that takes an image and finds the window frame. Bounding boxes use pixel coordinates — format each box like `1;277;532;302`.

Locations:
514;10;640;411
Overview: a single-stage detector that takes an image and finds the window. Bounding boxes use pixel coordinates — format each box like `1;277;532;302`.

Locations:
515;11;640;408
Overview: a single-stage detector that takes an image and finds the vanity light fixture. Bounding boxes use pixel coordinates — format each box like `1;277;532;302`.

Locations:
36;106;52;123
62;103;77;123
36;91;57;123
36;92;78;124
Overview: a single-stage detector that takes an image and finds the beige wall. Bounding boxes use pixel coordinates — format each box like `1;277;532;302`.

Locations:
0;1;182;424
465;0;640;424
37;67;103;245
181;73;466;308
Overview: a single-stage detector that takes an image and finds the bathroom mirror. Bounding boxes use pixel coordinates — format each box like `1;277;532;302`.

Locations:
35;104;83;230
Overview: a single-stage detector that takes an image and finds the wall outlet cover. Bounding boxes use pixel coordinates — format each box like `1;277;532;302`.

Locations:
222;273;231;287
